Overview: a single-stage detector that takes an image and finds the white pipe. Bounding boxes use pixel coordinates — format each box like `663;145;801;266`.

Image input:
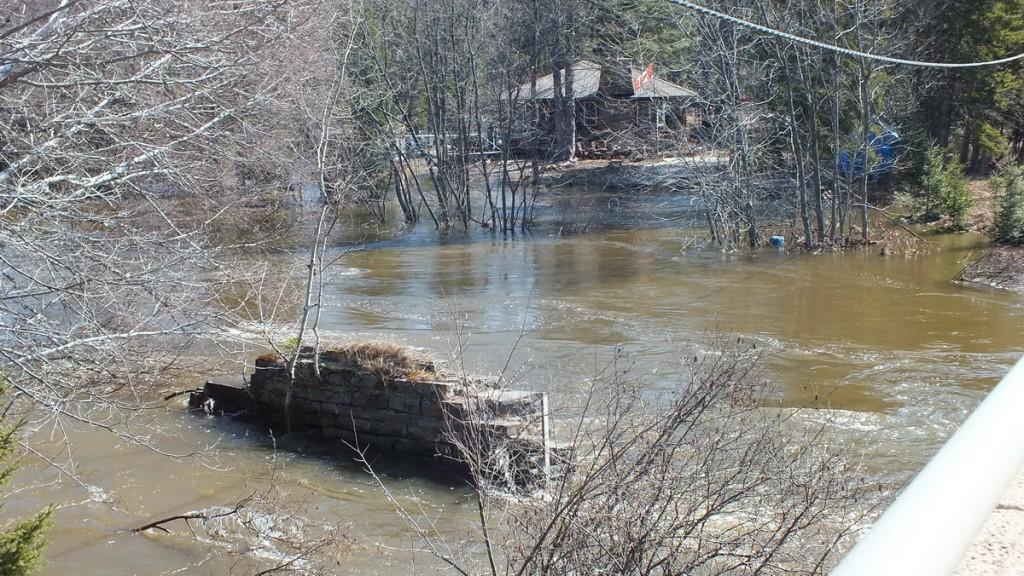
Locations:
832;355;1024;575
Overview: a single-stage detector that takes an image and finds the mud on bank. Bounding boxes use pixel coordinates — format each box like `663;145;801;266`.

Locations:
955;248;1024;293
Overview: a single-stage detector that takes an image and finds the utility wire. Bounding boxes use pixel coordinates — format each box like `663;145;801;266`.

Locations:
665;0;1024;69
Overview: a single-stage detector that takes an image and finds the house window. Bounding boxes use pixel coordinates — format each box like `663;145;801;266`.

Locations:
580;100;599;129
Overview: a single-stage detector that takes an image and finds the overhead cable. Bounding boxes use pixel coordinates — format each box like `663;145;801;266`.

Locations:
666;0;1024;69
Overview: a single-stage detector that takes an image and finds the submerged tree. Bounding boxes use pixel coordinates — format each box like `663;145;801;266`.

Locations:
676;0;921;250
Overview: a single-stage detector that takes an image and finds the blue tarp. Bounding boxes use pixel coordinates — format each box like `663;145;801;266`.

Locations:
838;126;902;178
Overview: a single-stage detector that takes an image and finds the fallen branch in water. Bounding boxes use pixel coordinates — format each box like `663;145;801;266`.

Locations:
133;493;254;533
854;203;930;243
163;388;202;402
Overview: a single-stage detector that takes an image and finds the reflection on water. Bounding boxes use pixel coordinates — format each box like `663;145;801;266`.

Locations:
18;188;1024;575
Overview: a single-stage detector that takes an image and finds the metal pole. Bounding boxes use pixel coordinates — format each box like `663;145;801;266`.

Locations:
832;356;1024;575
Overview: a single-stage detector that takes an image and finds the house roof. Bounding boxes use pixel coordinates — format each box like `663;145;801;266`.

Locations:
630;72;697;99
520;60;695;100
525;60;603;100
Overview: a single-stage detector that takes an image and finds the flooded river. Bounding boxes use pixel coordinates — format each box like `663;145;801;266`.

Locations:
13;189;1024;575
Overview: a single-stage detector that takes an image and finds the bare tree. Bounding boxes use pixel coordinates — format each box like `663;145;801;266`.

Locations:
678;0;919;250
0;0;346;475
364;338;879;575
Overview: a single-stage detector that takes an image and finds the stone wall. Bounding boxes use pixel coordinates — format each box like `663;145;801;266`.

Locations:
248;351;548;468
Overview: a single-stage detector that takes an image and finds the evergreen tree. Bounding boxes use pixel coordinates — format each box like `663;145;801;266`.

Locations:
993;165;1024;244
915;0;1024;172
907;146;972;228
0;377;52;576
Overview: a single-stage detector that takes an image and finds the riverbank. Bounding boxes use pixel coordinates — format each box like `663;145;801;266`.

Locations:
540;154;728;189
955;248;1024;293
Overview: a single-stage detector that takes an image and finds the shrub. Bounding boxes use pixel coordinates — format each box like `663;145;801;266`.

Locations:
373;340;880;575
0;377;52;576
323;341;435;380
976;122;1010;163
992;165;1024;245
916;146;946;220
915;146;972;229
936;156;972;230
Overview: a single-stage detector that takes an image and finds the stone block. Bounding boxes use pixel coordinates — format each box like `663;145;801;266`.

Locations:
309;412;337;428
425;381;458;398
375;416;407;437
482;390;544;417
252;372;288;397
341;410;365;426
321;426;356;442
394;380;433;397
484;418;530;437
335;387;360;405
440;398;469;420
388;393;420;414
386;393;405;412
392;437;439;455
413;415;444;431
249;369;267;392
333;390;358;405
357;433;395;451
292;388;314;402
188;391;208;409
406;423;444;443
383;380;408;395
310;387;347;404
292;398;321;414
255;379;284;395
420;397;444;418
324;369;357;388
199;377;252;413
348;417;373;434
296;362;320;383
364;391;390;409
256;397;285;415
298;389;325;404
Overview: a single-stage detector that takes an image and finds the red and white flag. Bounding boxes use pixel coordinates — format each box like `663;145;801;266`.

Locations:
633;63;654;91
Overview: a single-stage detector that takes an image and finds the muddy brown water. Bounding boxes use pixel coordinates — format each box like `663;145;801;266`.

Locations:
11;197;1024;575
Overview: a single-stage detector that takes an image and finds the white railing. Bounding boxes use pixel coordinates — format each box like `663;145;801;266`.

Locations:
832;355;1024;575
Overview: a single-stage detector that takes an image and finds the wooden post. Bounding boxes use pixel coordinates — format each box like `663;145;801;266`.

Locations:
541;392;550;488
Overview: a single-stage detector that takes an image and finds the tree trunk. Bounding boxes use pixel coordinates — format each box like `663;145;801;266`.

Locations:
780;49;813;250
798;52;826;244
859;65;871;242
830;58;842;243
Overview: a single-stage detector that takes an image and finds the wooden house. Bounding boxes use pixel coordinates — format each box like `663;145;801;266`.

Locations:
513;60;702;159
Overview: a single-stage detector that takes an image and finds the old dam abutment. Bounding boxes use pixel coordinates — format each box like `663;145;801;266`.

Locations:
190;344;555;482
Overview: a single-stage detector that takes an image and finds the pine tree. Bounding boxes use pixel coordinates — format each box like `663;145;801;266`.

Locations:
915;0;1024;172
913;146;972;228
0;377;52;576
993;165;1024;244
